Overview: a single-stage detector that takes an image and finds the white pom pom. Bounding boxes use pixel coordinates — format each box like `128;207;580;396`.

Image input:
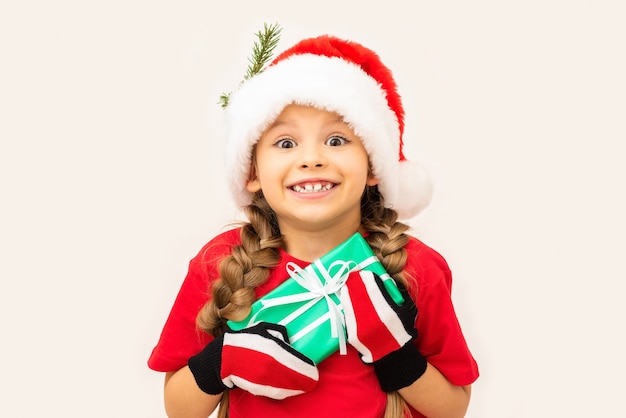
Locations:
391;160;433;220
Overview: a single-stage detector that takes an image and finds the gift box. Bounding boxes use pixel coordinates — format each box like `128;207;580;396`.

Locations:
226;233;404;364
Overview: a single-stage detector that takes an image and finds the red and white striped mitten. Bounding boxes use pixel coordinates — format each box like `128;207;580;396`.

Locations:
188;322;319;399
340;270;427;392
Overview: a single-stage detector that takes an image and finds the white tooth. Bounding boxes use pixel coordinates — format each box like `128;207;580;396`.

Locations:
292;183;333;193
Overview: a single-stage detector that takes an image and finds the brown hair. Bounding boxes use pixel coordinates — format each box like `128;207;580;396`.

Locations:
197;186;414;418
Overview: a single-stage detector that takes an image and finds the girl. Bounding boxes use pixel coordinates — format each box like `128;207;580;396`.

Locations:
148;30;479;418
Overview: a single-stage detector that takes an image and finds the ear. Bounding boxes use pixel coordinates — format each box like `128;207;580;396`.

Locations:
246;165;262;192
366;173;379;187
246;178;261;193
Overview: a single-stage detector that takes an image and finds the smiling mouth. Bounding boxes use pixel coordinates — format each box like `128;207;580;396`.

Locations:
290;182;335;193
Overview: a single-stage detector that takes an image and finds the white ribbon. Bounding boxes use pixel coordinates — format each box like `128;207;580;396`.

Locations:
244;254;392;357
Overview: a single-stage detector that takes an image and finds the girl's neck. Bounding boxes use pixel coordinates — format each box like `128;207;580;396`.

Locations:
279;223;364;262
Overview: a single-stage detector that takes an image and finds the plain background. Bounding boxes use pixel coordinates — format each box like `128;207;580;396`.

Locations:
1;1;624;417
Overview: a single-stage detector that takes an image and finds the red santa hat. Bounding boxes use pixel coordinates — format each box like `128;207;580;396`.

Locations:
223;35;432;219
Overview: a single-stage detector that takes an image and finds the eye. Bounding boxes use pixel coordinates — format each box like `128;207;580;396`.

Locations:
275;138;297;149
326;135;349;147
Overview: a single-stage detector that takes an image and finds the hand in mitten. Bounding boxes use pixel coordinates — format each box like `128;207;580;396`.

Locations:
188;322;319;400
340;270;427;392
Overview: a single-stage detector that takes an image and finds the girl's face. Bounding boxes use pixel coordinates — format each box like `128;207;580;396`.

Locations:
247;104;378;236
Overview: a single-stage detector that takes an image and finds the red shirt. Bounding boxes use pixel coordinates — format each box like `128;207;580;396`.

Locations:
148;228;479;417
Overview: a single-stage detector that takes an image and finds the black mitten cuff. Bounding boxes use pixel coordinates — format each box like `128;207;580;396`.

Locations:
373;342;428;392
187;337;229;395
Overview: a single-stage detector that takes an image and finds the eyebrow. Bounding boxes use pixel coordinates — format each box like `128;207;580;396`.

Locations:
266;119;290;129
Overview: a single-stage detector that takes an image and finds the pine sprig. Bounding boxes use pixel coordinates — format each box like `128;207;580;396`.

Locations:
219;23;282;108
244;23;282;80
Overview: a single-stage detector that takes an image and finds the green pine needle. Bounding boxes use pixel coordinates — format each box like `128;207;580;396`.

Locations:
219;23;282;108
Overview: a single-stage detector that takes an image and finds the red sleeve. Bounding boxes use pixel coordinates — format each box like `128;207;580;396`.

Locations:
147;229;240;372
405;238;479;386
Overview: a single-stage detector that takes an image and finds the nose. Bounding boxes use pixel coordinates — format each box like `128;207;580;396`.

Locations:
298;142;327;169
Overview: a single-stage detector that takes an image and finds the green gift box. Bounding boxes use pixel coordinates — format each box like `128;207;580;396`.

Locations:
227;233;404;364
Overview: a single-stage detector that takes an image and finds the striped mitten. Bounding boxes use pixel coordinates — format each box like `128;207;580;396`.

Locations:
340;270;427;392
188;322;319;399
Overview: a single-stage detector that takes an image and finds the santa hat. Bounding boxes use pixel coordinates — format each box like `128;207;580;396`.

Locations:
223;35;432;219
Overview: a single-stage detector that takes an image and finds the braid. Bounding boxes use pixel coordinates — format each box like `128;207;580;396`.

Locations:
362;185;416;418
361;186;411;287
196;192;282;418
197;192;282;337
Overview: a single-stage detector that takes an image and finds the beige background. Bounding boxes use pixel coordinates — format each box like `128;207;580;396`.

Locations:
1;1;624;417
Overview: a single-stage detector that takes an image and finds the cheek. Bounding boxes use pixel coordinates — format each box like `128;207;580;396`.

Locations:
246;155;284;191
